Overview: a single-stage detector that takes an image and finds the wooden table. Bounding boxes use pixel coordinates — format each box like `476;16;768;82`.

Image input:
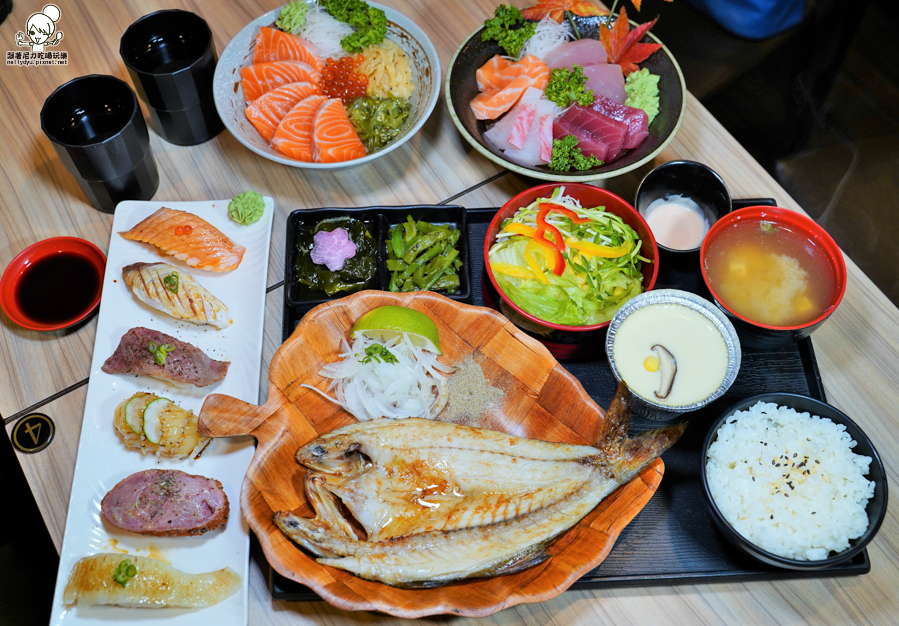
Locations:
2;1;897;624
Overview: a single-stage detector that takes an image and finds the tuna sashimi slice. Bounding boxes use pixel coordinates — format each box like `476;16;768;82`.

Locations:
583;64;626;104
241;60;321;103
553;105;629;162
590;95;649;150
252;26;322;69
553;116;609;162
271;94;328;161
313;98;367;163
246;81;320;142
544;39;608;70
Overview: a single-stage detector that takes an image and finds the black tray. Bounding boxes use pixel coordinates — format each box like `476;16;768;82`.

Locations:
274;199;868;601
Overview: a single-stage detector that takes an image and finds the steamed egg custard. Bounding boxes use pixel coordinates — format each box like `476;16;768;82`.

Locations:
703;220;836;327
613;304;728;406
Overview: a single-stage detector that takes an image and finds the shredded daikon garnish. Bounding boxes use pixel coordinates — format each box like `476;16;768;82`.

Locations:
519;15;572;61
299;2;354;60
302;333;453;421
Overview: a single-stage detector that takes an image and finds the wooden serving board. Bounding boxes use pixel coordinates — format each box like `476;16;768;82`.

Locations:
198;290;665;618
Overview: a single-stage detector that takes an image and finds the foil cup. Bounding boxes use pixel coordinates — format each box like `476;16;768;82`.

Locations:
605;289;741;421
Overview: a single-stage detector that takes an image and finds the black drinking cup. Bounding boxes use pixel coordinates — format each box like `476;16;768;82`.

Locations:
40;74;160;214
120;9;223;146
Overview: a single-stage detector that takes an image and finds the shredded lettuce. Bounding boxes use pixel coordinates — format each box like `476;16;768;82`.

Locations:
488;188;648;326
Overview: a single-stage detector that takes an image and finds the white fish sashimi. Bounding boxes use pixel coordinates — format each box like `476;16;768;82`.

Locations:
584;63;626;104
544;38;608;69
484;87;543;151
501;98;555;166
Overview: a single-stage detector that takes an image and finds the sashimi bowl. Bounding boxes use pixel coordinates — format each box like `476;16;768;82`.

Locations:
213;2;440;169
446;11;686;182
197;290;669;617
483;183;659;361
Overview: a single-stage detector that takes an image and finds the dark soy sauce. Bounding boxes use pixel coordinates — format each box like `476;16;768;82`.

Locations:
15;253;100;325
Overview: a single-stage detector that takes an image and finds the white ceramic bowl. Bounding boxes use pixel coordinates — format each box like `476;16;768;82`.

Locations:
212;2;440;169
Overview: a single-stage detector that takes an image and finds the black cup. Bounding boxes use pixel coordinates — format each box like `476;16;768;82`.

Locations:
40;74;160;214
635;160;732;269
120;10;223;145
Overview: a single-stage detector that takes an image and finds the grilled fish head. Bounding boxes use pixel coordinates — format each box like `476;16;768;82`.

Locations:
297;432;369;475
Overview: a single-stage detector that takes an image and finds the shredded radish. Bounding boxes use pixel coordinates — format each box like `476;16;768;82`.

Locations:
299;2;354;60
519;15;573;61
302;334;454;421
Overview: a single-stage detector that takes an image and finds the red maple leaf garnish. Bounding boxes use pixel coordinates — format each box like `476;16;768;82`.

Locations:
521;0;607;23
599;6;662;76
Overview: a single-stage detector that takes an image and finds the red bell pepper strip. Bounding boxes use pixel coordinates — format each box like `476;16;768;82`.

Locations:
540;202;592;224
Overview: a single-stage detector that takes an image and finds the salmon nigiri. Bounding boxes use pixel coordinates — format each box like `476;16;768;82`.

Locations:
120;208;245;272
241;60;321;103
246;81;320;142
312;98;367;163
252;26;322;70
271;94;327;161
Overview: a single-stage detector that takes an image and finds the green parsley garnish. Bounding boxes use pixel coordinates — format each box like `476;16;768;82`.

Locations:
148;341;175;366
549;135;603;172
359;344;398;365
481;5;536;57
162;271;179;294
112;559;137;587
320;0;386;54
545;64;594;108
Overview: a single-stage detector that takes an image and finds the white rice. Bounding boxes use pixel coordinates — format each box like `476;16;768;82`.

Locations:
706;401;875;560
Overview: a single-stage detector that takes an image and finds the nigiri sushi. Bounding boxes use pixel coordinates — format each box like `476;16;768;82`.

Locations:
63;553;240;607
122;262;230;329
119;208;245;272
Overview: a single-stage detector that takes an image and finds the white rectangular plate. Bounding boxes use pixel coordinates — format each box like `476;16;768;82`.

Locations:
49;198;274;625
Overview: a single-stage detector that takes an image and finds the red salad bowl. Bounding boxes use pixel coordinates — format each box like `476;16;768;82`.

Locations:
0;237;106;331
482;183;659;360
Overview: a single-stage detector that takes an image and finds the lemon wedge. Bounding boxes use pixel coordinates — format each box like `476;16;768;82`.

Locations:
351;305;442;355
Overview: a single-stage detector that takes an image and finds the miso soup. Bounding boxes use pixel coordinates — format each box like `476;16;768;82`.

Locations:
703;219;836;327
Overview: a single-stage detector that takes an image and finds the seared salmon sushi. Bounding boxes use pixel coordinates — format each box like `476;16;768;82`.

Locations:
246;81;320;142
312;98;367;163
252;26;322;70
241;60;321;103
120;208;246;272
271;94;327;161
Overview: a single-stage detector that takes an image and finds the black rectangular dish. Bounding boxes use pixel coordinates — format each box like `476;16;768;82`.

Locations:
274;199;868;601
284;205;469;309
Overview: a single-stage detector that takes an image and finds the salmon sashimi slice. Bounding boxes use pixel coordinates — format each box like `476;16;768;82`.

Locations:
120;208;246;272
241;61;321;103
252;26;322;69
469;55;550;120
312;98;367;163
271;94;327;161
476;55;512;92
246;81;320;142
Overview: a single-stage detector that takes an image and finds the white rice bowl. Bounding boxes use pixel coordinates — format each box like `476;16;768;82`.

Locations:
706;401;875;561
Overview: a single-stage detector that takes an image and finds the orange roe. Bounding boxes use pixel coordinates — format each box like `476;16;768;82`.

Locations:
321;55;368;105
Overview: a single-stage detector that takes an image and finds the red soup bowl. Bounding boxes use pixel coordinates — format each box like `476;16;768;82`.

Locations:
483;183;659;361
0;237;106;331
700;206;846;348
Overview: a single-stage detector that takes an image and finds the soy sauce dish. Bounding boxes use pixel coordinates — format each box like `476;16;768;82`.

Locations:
0;237;106;330
701;393;888;570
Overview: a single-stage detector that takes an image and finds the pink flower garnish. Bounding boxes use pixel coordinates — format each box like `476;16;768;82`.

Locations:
310;228;357;272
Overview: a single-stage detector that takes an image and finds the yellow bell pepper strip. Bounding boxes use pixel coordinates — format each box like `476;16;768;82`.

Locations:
502;223;538;238
524;241;551;283
490;262;536;280
568;240;633;258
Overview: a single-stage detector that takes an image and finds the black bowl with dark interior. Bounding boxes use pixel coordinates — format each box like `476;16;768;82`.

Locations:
701;393;888;570
446;15;686;182
634;160;731;267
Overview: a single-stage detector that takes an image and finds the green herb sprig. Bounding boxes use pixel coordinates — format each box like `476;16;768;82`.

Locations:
549;135;603;172
545;64;594;108
113;559;137;587
162;271;179;294
359;344;398;365
481;5;536;57
148;341;175;366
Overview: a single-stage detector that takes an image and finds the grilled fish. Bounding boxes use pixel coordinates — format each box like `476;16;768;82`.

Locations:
63;553;240;607
122;262;230;328
273;384;685;587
